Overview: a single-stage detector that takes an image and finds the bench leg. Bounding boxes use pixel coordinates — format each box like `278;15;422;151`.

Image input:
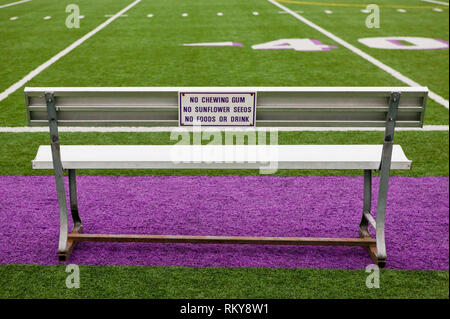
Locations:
358;170;385;267
374;146;392;267
359;170;372;238
45;92;77;262
56;170;84;262
54;167;69;261
69;169;83;233
358;151;391;268
371;92;400;267
56;169;84;261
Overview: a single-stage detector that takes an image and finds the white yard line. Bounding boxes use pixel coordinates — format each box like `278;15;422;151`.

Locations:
0;0;31;9
421;0;449;6
0;125;447;133
268;0;449;110
279;10;303;13
0;0;141;103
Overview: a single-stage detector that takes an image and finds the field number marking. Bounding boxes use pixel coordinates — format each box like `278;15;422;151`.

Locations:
359;37;449;50
184;37;448;52
183;39;337;51
252;39;337;51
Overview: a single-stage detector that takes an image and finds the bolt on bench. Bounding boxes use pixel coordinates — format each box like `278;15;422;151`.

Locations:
25;87;428;267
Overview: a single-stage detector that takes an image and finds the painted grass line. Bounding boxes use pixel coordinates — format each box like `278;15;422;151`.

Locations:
0;0;31;9
0;0;141;103
421;0;449;6
270;0;450;109
0;125;447;133
277;0;448;9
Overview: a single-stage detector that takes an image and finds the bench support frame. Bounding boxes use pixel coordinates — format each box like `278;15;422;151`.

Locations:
45;93;83;260
45;91;401;267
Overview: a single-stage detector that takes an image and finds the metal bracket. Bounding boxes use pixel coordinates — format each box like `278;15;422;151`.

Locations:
378;92;401;170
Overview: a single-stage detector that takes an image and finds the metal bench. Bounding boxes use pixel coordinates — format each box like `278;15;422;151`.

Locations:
25;87;428;266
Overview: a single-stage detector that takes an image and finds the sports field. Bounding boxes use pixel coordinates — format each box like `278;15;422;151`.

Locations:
0;0;448;299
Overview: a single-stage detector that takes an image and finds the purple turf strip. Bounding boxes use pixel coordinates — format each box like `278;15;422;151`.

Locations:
0;176;448;270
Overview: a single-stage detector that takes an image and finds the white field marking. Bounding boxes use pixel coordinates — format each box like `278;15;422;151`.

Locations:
324;10;333;14
43;16;51;20
104;14;128;17
433;8;443;11
421;0;449;6
147;13;153;17
0;0;141;103
0;0;31;9
253;11;259;15
182;13;188;17
217;12;223;16
397;9;406;13
268;0;450;110
1;125;447;133
279;10;303;13
183;42;242;47
9;16;18;20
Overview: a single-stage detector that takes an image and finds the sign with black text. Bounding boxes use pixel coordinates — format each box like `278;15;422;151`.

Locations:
179;92;256;126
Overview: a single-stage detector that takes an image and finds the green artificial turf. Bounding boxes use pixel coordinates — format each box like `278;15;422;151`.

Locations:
0;0;448;301
0;0;131;93
0;131;448;176
280;0;449;98
0;0;448;126
278;0;449;124
0;264;448;299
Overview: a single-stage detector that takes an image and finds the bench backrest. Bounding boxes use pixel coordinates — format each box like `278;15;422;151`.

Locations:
25;87;427;127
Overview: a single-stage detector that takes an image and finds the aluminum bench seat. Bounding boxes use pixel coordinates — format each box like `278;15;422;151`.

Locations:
32;145;412;170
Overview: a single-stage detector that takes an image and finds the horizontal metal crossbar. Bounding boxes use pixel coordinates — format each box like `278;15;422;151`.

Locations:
68;233;377;246
25;87;428;127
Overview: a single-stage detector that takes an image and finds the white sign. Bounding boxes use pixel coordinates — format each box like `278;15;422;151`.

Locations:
179;92;256;126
